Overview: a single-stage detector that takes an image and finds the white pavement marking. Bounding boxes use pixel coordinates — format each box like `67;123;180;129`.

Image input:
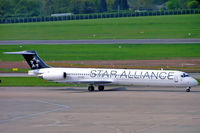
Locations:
0;99;71;123
32;120;73;127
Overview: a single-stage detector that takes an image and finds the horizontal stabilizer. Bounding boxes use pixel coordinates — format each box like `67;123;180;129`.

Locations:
4;51;35;55
4;50;50;69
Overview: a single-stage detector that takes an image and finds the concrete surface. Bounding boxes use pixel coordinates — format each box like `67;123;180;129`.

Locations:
0;39;200;45
0;86;200;133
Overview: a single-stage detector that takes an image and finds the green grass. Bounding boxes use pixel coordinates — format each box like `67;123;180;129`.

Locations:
0;68;29;72
0;77;199;87
0;77;80;87
0;15;200;40
197;79;200;85
1;44;200;61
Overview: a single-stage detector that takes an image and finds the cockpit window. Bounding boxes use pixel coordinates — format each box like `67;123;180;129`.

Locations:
181;73;190;78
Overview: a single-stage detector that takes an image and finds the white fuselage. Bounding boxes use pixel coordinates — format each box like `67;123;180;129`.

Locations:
29;68;198;87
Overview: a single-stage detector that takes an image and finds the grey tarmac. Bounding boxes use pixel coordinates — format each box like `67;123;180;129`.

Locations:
0;39;200;45
0;86;200;133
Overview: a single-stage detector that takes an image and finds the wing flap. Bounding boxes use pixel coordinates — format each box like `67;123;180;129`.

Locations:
69;80;113;85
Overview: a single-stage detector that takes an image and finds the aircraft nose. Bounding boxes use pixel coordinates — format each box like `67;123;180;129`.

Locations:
191;78;198;86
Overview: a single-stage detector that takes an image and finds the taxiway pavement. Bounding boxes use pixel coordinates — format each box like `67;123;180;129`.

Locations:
0;39;200;45
0;86;200;133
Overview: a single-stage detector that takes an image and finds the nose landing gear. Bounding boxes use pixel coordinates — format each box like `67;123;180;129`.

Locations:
186;87;191;92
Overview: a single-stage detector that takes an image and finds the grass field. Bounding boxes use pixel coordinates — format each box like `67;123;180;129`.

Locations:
0;15;200;40
1;44;200;61
0;68;28;72
0;77;199;87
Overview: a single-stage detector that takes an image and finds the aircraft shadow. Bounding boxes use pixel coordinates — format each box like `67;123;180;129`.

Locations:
45;87;200;93
45;88;88;93
106;88;200;93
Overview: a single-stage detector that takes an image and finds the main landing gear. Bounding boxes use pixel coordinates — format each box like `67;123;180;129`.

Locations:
186;87;191;92
88;85;95;92
88;85;105;92
98;86;104;91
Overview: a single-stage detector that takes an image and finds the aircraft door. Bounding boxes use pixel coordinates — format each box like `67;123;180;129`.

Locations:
174;75;178;83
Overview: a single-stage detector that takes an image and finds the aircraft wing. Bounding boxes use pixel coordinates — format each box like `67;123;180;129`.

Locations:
69;80;113;85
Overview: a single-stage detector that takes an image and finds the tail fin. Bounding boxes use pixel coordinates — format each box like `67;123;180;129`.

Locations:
4;50;50;70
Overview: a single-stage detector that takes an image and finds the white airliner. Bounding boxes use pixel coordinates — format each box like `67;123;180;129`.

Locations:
4;50;198;92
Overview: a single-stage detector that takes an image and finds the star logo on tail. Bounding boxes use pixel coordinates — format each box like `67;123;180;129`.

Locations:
30;57;40;69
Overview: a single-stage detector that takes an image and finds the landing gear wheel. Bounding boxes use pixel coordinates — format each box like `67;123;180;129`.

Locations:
186;87;191;92
98;86;104;91
88;86;95;92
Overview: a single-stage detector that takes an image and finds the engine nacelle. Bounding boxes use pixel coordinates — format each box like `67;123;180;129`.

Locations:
41;72;67;80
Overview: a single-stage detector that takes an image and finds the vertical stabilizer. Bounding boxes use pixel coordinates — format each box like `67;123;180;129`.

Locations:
4;50;50;69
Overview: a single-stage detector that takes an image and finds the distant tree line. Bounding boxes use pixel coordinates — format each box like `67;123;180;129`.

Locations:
0;0;200;18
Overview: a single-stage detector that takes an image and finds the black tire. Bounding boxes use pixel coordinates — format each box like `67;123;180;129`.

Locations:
186;89;190;92
98;86;104;91
88;86;94;92
186;87;191;92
